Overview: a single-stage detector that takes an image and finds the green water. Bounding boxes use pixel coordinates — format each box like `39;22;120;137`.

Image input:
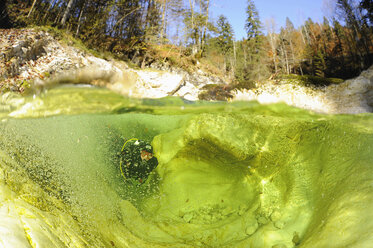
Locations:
0;86;373;248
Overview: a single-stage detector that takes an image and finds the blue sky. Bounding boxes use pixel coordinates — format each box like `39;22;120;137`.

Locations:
210;0;325;40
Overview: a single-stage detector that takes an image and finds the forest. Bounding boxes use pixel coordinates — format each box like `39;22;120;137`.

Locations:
1;0;373;86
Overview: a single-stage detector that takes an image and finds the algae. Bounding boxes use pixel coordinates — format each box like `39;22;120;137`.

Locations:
0;86;372;247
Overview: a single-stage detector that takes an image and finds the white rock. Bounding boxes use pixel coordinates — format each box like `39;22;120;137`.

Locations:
232;66;373;114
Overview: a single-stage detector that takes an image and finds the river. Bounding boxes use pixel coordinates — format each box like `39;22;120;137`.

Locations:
0;85;372;248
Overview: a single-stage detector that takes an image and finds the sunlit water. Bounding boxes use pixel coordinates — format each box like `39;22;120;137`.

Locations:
1;86;373;248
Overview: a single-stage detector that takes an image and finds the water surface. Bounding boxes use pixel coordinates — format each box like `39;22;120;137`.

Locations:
0;86;372;248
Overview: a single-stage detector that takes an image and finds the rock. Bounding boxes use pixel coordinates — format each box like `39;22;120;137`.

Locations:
245;219;259;235
258;216;269;225
183;213;193;223
0;28;228;98
245;224;258;235
270;210;282;222
292;232;300;245
176;81;200;101
232;65;373;114
21;47;28;55
272;244;287;248
274;220;285;229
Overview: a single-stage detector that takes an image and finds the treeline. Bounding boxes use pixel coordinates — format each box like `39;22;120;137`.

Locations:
3;0;213;60
223;0;373;83
261;0;373;79
1;0;373;83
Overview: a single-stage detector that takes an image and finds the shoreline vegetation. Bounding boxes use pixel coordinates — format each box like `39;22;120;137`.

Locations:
0;0;372;101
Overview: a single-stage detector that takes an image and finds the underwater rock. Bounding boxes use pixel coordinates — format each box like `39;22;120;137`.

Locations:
0;98;372;247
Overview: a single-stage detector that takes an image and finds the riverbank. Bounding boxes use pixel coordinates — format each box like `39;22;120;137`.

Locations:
1;27;372;114
0;28;228;101
232;66;373;114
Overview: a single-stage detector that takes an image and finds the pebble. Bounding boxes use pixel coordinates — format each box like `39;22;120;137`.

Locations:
270;210;281;222
183;213;193;223
245;222;258;235
272;244;287;248
258;216;269;225
274;220;285;229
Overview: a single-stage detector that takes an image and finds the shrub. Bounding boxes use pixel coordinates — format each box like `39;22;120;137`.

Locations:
198;84;233;101
279;74;344;87
230;80;256;90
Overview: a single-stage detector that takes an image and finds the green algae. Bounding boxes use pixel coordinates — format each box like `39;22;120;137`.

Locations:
0;86;372;247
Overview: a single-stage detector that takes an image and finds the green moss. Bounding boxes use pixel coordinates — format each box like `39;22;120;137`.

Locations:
125;60;141;69
201;84;220;90
230;80;256;90
33;26;111;60
43;71;51;78
0;83;9;93
279;74;344;87
1;86;373;247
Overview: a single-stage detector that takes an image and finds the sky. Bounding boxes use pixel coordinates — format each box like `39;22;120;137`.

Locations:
210;0;326;40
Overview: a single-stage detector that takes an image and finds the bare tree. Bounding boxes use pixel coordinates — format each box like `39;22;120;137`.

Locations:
322;0;337;20
200;0;210;53
61;0;75;26
43;0;59;21
188;0;197;54
75;0;86;37
265;18;278;73
160;0;168;42
27;0;38;17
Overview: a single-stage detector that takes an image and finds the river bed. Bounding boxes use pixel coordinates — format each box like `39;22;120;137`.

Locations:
0;86;372;247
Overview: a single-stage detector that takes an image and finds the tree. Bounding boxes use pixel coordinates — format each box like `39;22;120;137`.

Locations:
360;0;373;25
162;0;184;44
75;0;86;36
336;0;372;67
0;0;12;28
61;0;76;26
159;0;168;42
200;0;210;54
283;17;297;74
332;18;345;56
215;15;234;73
27;0;38;18
183;0;211;55
265;18;279;73
285;17;295;31
216;15;234;55
245;0;261;40
240;0;269;81
279;28;290;74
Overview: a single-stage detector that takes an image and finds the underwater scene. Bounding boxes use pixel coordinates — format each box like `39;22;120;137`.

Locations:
1;86;373;248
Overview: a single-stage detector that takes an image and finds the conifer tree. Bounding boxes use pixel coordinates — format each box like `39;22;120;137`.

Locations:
242;0;269;81
215;15;234;74
216;15;234;55
337;0;371;67
245;0;261;40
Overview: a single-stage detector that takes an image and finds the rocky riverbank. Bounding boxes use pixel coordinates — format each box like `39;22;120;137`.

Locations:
232;66;373;114
0;28;227;101
1;28;372;114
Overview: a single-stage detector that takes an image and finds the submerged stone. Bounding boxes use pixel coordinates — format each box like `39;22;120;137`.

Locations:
0;87;372;247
